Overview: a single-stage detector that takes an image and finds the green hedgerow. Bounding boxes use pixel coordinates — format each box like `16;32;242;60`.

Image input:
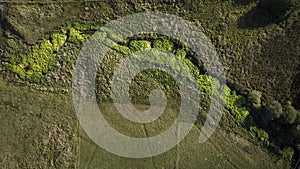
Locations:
129;40;151;51
196;74;211;94
153;38;174;51
51;30;67;51
183;58;200;76
225;90;252;126
68;28;86;45
8;31;67;82
176;48;187;59
113;44;132;55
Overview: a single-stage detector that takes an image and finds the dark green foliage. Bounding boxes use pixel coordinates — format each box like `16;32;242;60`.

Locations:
296;143;300;153
291;125;300;139
244;115;255;129
265;100;283;121
282;104;298;124
281;147;294;162
248;90;262;109
250;126;270;146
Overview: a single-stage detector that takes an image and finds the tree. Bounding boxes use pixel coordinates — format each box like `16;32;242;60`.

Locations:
248;90;262;109
282;104;298;124
265;100;283;120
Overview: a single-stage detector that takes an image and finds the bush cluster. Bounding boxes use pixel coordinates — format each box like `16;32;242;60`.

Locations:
6;30;67;82
250;126;270;146
4;25;91;82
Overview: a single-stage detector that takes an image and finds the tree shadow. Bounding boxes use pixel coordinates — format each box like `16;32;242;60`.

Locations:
291;64;300;109
238;0;291;29
232;0;256;6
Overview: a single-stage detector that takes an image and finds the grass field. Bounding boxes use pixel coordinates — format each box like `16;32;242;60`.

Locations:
0;77;290;168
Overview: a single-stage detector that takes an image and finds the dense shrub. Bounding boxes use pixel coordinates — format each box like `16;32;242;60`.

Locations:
175;48;186;59
7;30;67;82
265;100;283;120
250;126;270;146
113;44;132;55
67;28;86;45
183;58;200;77
196;74;211;94
4;26;91;82
248;90;262;109
281;146;294;162
51;30;68;51
282;104;298;124
153;38;174;51
129;40;151;51
291;125;300;139
226;91;250;126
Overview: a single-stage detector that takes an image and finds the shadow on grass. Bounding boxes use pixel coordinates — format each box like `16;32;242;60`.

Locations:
237;0;291;29
232;0;256;6
291;65;300;109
